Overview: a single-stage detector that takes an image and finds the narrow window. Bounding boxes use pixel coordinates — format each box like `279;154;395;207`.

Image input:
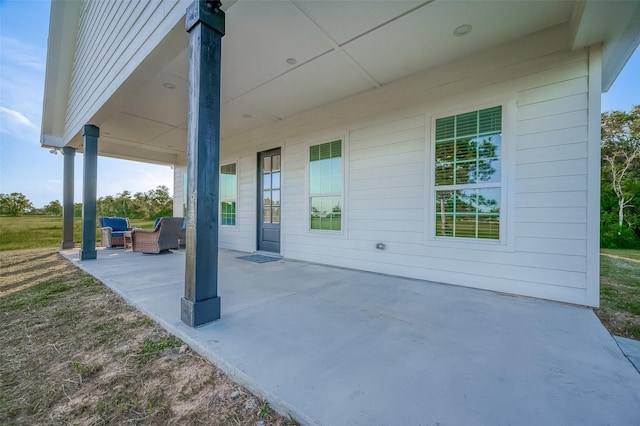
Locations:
309;140;342;231
220;163;237;226
434;106;502;240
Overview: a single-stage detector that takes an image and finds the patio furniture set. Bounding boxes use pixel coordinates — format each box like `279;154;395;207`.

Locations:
100;216;186;254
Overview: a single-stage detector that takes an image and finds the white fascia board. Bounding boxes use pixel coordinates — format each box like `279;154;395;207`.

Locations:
570;0;640;92
41;134;65;148
40;0;81;147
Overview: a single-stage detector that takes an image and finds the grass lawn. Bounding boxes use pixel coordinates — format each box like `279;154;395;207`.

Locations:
0;216;157;251
0;249;296;425
596;249;640;340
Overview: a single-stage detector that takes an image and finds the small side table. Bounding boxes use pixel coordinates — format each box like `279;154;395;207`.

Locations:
123;231;133;251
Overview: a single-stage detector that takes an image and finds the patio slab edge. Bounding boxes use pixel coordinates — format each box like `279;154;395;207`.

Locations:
615;336;640;374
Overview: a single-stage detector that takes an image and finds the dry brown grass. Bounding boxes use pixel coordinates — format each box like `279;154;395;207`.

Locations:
0;249;297;425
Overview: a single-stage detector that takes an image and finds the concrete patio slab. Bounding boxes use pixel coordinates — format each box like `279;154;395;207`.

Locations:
61;247;640;425
615;336;640;374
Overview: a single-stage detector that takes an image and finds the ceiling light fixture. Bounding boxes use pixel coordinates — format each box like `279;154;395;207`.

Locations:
286;57;297;65
453;24;472;37
162;82;176;89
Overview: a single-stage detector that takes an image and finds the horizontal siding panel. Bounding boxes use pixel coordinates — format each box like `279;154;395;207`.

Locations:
516;142;587;165
286;240;586;289
349;197;424;211
350;151;424;171
349;162;424;180
340;234;587;272
349;173;424;190
515;207;587;223
349;208;424;221
515;222;587;240
515;237;586;256
517;93;588;121
517;76;588;106
516;159;587;179
349;219;423;233
349;139;424;161
350;115;425;141
282;235;586;274
350;127;424;151
517;110;588;136
516;191;587;208
284;248;588;304
349;229;424;244
516;126;588;150
516;175;587;193
349;185;423;200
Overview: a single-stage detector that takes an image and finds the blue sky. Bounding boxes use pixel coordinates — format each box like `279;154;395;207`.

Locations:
1;0;639;208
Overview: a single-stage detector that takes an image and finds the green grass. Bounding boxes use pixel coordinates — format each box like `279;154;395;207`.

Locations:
601;248;640;261
0;216;157;251
310;217;341;231
597;249;640;340
139;336;183;362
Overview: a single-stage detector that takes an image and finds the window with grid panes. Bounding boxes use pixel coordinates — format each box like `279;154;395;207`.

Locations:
220;163;237;226
309;140;342;231
434;106;502;240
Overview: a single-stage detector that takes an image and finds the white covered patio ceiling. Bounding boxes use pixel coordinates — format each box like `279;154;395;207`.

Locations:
80;0;580;164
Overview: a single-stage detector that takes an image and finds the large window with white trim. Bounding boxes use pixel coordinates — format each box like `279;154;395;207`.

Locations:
434;106;502;240
309;140;342;231
220;163;237;226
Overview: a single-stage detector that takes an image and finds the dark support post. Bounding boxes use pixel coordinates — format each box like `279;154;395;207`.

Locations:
181;0;225;327
61;146;76;249
80;125;99;260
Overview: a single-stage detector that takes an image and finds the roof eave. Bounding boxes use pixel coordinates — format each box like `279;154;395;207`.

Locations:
40;0;82;148
570;0;640;92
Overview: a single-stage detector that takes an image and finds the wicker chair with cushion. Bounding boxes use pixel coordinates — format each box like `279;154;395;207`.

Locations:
100;217;131;248
131;217;184;254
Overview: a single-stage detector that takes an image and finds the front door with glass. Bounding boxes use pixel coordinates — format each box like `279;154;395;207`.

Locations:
257;148;281;253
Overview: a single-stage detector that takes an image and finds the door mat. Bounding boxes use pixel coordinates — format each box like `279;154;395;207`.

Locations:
237;254;281;264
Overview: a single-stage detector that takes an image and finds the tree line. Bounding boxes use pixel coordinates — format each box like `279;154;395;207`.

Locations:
0;186;173;220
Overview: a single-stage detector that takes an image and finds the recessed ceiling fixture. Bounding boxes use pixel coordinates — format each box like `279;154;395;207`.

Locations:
162;82;175;89
242;113;253;119
453;24;472;37
286;57;297;65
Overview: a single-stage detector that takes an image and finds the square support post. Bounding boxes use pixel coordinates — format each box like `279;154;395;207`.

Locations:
181;0;225;327
61;146;76;249
80;125;99;260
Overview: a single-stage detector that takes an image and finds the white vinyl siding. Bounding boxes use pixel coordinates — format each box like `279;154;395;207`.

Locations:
66;0;187;144
193;25;597;306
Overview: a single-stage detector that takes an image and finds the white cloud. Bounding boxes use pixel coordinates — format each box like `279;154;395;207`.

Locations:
0;35;46;144
0;106;36;128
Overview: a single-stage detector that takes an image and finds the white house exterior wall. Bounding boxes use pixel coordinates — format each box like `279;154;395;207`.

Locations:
65;0;188;144
198;25;600;307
